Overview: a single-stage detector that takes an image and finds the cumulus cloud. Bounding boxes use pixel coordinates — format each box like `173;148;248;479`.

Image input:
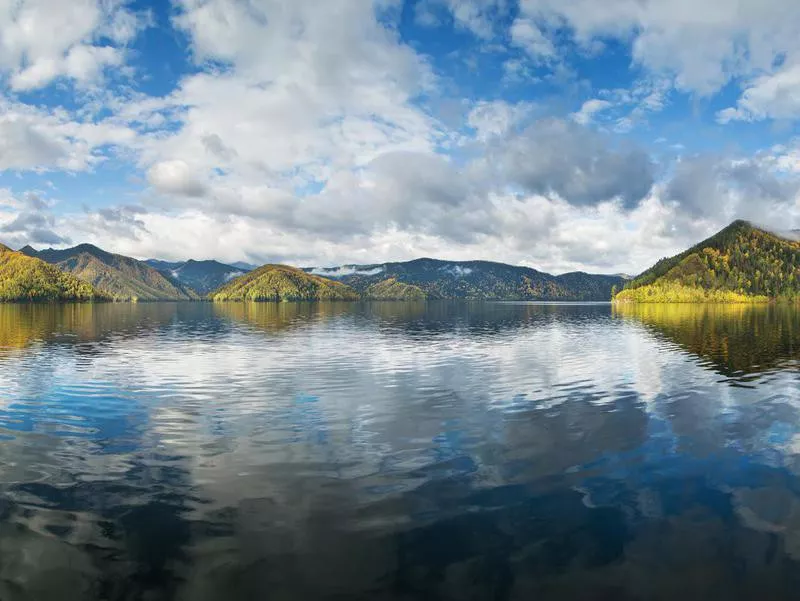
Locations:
46;186;720;277
147;160;209;197
123;0;441;220
223;151;494;245
0;0;149;90
664;154;800;222
467;100;533;141
510;17;556;59
424;0;800;121
414;0;511;39
0;191;70;247
1;0;800;278
0;116;69;170
571;99;613;125
718;64;800;122
494;118;655;209
514;0;800;95
0;100;137;171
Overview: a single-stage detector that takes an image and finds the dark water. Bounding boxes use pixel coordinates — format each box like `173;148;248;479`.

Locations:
1;302;799;601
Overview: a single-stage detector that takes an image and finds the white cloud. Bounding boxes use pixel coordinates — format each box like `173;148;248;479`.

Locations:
309;266;385;277
510;17;556;59
147;160;209;197
129;0;440;206
663;152;800;221
571;99;612;125
1;0;800;278
414;0;510;39
0;189;70;246
494;118;655;209
718;63;800;122
0;0;148;90
0;115;70;170
43;187;714;276
467;100;533;141
517;0;800;109
63;45;124;82
0;100;136;171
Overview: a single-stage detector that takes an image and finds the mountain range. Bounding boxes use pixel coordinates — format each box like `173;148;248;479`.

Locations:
21;244;198;301
0;244;626;303
4;220;794;304
0;244;106;302
306;258;624;301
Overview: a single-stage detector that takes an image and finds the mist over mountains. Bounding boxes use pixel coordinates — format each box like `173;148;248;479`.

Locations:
2;243;626;302
7;220;795;304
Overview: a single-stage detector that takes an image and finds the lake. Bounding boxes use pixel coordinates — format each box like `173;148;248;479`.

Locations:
0;301;799;600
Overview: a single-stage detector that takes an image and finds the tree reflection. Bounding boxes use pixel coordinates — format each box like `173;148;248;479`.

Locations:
614;303;800;380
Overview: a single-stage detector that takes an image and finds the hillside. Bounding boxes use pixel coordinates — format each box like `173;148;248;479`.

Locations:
364;278;427;300
556;271;630;301
615;220;800;303
146;259;247;294
0;244;106;302
22;244;199;301
307;258;624;301
211;264;360;301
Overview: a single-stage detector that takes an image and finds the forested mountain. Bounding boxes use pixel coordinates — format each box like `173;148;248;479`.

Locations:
143;259;183;272
146;259;247;294
306;258;624;301
0;244;106;302
615;220;800;303
211;264;360;301
364;278;427;300
22;244;198;301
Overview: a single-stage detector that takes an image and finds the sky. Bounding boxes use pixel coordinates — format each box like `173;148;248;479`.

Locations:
1;0;800;274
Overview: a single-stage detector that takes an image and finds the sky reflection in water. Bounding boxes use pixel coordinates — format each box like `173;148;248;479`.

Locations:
0;301;799;600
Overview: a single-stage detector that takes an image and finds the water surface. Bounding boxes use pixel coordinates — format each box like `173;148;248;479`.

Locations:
1;301;799;600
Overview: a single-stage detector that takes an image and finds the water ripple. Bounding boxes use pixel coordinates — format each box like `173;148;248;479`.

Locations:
0;302;798;599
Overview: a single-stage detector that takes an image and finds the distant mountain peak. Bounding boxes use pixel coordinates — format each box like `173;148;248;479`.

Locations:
71;243;114;259
146;257;249;294
31;244;198;301
73;243;102;251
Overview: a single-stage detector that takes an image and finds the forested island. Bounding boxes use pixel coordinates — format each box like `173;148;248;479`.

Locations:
2;220;799;303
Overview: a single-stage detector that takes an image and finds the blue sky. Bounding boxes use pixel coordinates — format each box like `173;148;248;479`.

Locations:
1;0;800;274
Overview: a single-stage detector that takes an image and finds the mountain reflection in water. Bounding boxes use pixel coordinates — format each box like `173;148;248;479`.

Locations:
0;301;799;600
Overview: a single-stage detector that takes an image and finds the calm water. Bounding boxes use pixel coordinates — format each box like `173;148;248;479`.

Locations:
1;302;800;600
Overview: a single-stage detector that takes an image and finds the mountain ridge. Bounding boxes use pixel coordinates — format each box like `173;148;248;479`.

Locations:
305;257;624;301
22;244;198;301
212;264;360;301
145;259;248;294
0;245;107;302
0;240;714;303
615;220;800;303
